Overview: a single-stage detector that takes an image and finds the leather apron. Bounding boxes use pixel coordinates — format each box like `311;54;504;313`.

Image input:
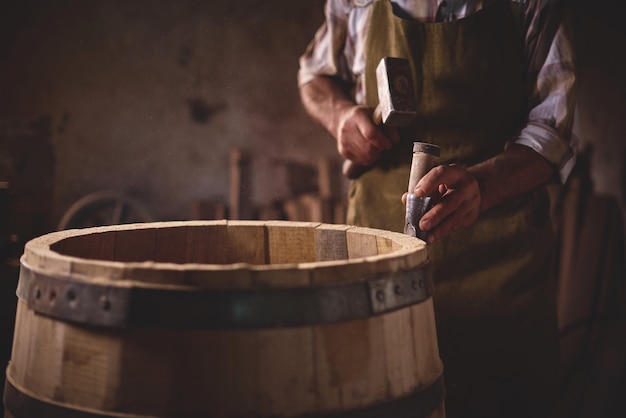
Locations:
348;1;560;417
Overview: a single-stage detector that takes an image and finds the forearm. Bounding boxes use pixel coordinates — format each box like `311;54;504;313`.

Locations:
299;76;356;138
468;144;555;213
519;5;577;183
413;143;556;243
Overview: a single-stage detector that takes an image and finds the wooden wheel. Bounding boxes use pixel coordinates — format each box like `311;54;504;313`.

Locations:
57;190;153;230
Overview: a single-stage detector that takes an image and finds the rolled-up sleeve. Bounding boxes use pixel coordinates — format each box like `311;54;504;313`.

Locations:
509;8;577;183
298;0;354;87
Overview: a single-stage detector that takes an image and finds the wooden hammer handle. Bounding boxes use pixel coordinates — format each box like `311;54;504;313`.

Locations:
407;142;441;194
342;159;368;180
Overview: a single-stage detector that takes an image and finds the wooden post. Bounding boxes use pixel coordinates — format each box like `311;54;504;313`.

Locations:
229;149;252;220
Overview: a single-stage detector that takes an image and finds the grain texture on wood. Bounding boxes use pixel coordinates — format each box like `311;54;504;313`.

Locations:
5;220;444;418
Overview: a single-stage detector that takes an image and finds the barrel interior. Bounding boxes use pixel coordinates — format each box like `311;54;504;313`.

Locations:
49;221;405;265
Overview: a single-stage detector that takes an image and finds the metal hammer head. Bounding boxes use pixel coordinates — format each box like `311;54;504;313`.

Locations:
376;57;417;126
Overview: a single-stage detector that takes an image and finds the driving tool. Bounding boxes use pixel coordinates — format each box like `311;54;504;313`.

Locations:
404;142;441;241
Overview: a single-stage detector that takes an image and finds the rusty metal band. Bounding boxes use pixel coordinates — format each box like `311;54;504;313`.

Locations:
4;373;445;418
16;263;433;329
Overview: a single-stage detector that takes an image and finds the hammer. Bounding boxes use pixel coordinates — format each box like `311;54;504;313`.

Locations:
342;57;417;179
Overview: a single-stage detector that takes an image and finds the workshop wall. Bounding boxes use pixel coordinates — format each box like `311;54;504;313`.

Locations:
0;0;336;236
553;2;626;417
573;1;626;217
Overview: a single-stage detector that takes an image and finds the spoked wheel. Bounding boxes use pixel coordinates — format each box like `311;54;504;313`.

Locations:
57;190;154;230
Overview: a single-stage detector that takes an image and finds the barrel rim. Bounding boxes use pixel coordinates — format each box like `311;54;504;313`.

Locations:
17;221;432;328
23;220;428;287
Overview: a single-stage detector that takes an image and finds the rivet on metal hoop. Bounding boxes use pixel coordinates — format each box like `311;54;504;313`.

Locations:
99;295;111;311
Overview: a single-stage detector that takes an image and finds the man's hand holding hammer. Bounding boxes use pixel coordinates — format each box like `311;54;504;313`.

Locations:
335;104;400;168
299;76;398;169
299;57;415;179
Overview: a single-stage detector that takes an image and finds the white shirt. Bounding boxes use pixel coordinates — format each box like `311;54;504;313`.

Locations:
298;0;577;182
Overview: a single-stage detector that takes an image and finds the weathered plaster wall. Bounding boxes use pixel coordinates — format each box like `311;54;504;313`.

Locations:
0;0;335;232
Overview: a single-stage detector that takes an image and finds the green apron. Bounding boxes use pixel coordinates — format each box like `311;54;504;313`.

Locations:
348;1;560;417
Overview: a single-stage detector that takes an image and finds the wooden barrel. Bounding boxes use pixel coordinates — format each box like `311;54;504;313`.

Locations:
3;220;445;418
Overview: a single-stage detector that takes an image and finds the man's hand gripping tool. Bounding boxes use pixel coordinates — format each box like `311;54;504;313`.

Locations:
404;142;441;241
343;57;417;179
